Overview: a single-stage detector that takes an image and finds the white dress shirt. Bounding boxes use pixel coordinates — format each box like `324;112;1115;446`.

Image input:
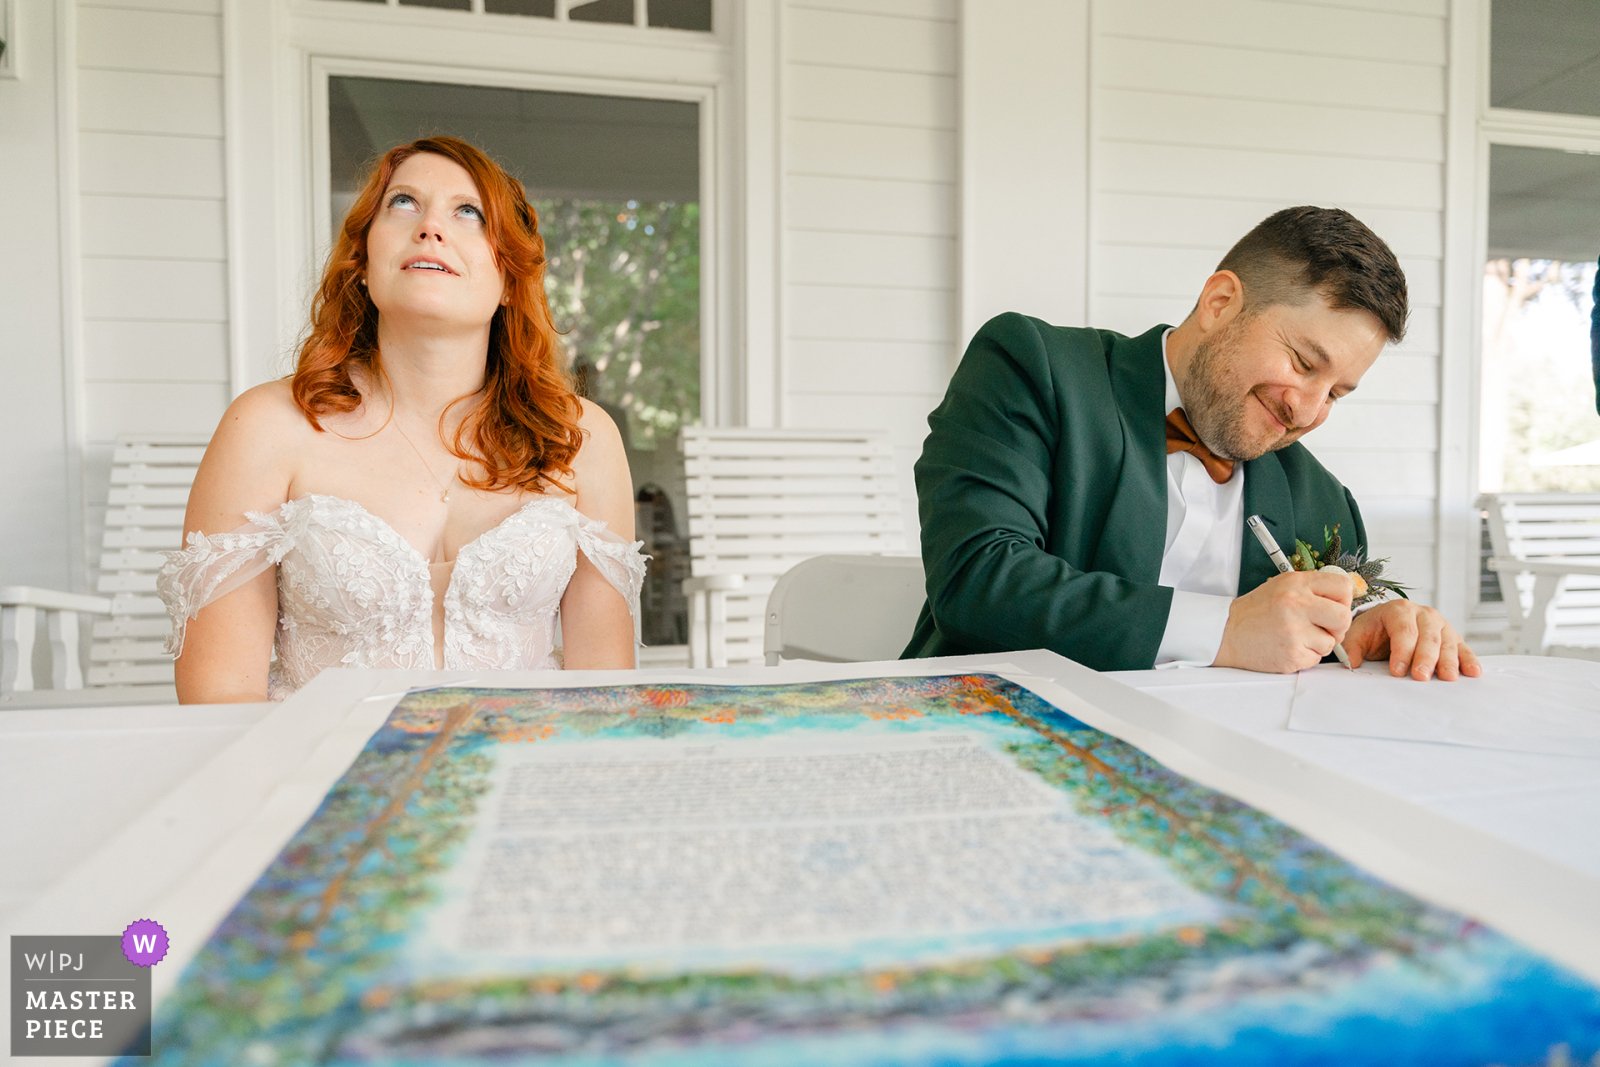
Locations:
1155;329;1242;666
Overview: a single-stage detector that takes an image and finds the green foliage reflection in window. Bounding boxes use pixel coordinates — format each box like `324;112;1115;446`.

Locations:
540;198;700;449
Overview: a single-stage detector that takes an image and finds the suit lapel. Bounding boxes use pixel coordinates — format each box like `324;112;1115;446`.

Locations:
1095;325;1171;584
1238;452;1294;594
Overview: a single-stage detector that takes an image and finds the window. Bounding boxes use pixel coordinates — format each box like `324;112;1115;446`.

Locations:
329;75;702;644
1473;3;1600;612
1480;145;1600;496
313;0;713;33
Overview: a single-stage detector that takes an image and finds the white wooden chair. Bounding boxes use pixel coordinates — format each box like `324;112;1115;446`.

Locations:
763;554;925;666
1480;492;1600;658
1;435;206;705
681;427;908;668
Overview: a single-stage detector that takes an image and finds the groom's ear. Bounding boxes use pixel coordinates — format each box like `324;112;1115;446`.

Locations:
1194;270;1246;335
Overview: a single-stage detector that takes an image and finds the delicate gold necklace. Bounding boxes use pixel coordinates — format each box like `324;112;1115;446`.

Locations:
390;415;460;504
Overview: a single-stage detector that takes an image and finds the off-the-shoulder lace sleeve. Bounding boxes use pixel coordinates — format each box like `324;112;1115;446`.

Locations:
156;512;291;657
570;515;649;645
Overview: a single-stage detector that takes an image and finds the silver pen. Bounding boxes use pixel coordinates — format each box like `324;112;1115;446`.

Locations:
1245;514;1354;669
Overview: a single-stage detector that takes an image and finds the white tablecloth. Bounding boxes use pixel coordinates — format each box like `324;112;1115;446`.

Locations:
3;652;1597;1020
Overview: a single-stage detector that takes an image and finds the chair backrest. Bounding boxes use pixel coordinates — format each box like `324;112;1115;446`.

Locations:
1480;491;1600;654
764;554;926;665
88;435;209;690
682;427;908;666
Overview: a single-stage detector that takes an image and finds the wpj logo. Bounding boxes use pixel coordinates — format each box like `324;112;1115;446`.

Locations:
10;926;161;1058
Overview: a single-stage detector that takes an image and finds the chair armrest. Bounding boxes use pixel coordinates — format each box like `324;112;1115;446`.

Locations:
681;574;745;669
2;587;116;695
0;586;115;614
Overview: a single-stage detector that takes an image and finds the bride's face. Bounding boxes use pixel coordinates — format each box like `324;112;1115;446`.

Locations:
364;152;505;331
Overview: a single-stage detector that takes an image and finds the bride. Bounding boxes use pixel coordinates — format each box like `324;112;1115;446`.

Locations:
159;136;645;702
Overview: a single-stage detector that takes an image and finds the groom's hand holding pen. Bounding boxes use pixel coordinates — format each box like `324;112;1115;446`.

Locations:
1211;516;1358;674
1246;515;1354;670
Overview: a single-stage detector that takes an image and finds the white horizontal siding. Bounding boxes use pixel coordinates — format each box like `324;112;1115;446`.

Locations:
81;259;229;322
1263;0;1444;17
785;231;955;289
79;132;225;197
786;65;956;129
1090;0;1450;603
1094;194;1444;259
1096;0;1445;64
786;120;956;181
83;321;229;382
1095;36;1444;113
789;0;956;19
78;70;225;137
75;0;230;581
79;196;227;260
77;7;223;75
786;6;957;74
785;339;952;395
1096;142;1443;211
787;175;956;236
781;1;959;545
84;0;222;12
788;285;956;344
1098;89;1445;164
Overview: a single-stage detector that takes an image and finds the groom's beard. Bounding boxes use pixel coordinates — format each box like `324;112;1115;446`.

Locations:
1182;328;1302;463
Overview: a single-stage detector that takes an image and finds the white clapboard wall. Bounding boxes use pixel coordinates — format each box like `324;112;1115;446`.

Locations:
1087;0;1450;606
76;0;232;588
780;0;959;548
682;427;907;667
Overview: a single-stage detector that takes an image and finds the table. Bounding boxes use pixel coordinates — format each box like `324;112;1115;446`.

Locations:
4;651;1598;1037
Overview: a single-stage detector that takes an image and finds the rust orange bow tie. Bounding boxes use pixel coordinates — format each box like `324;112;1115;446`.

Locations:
1165;407;1235;485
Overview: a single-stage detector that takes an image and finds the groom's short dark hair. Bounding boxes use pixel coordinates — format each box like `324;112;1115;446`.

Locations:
1219;206;1409;343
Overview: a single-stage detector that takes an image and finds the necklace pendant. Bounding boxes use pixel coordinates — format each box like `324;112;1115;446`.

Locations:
441;489;451;503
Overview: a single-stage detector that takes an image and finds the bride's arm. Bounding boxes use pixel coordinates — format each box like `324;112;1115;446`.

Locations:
172;383;299;703
560;399;638;670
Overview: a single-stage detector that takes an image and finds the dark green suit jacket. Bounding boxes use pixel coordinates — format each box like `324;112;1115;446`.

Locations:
902;313;1368;670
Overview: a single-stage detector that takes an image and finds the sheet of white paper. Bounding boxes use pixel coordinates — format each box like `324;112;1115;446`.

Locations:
1287;655;1600;758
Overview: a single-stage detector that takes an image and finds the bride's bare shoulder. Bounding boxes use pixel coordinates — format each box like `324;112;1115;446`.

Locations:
215;380;316;439
188;381;319;520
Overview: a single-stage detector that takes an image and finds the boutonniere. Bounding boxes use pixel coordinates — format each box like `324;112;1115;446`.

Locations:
1289;524;1409;607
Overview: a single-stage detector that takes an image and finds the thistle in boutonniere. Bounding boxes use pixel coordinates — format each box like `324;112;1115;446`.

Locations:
1289;524;1409;607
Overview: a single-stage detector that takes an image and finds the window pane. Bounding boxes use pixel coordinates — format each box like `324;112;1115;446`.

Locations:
486;0;555;15
648;0;712;32
1491;0;1600;116
569;0;635;24
397;0;472;9
328;77;702;646
1480;144;1600;493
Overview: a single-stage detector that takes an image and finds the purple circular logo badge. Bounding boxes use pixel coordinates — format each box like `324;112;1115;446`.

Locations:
121;919;169;967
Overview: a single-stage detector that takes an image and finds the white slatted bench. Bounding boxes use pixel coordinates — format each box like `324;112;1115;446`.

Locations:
1480;492;1600;658
680;427;908;668
2;435;206;705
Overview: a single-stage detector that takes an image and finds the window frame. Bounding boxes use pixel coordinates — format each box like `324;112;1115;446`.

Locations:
223;0;774;429
1444;0;1600;629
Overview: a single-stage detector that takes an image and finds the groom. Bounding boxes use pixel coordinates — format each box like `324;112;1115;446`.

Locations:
904;206;1477;680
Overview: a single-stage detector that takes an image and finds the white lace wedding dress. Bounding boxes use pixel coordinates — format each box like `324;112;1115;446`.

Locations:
157;493;646;700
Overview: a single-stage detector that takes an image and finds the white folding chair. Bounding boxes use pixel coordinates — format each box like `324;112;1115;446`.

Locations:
1480;491;1600;658
680;427;908;668
763;554;926;666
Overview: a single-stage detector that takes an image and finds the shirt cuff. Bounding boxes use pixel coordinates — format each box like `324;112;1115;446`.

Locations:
1155;589;1232;668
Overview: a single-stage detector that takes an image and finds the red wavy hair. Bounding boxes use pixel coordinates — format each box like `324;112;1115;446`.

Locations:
290;135;581;494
